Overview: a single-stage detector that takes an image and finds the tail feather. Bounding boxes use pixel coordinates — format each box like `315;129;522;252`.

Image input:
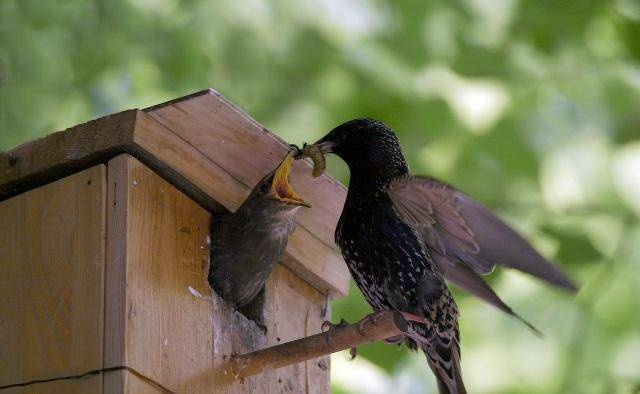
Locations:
400;278;466;393
423;340;466;394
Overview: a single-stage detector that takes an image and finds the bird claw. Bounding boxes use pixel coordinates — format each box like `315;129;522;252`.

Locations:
384;334;405;345
321;318;348;332
321;318;348;345
349;346;358;360
290;144;303;159
400;311;428;326
356;311;387;336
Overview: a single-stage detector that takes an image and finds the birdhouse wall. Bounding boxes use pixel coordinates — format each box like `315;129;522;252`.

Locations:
0;154;330;393
0;165;106;392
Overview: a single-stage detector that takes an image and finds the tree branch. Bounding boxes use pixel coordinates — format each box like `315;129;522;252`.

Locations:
221;310;410;380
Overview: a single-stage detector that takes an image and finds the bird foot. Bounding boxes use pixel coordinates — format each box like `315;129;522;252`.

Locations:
321;318;348;332
400;311;428;326
289;144;303;159
356;310;388;336
321;318;348;345
348;346;358;360
384;334;405;345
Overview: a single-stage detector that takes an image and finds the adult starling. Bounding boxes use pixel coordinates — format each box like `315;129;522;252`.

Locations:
209;152;310;313
301;119;577;394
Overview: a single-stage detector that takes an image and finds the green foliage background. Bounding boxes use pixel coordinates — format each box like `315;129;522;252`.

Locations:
2;1;640;392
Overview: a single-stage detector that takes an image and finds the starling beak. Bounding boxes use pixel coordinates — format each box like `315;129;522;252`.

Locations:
209;152;308;323
302;118;578;394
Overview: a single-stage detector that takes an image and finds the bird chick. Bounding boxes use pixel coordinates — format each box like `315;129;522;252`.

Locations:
300;119;577;394
209;152;309;322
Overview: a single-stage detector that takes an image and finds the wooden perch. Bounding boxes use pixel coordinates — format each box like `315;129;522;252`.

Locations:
222;311;409;380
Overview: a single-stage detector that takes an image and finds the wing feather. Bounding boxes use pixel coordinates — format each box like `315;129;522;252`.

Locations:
433;253;542;336
388;175;578;292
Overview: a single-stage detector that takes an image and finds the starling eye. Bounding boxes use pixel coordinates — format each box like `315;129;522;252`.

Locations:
260;183;270;193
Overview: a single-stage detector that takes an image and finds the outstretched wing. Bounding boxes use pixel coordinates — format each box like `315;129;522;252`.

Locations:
433;253;542;335
388;175;578;292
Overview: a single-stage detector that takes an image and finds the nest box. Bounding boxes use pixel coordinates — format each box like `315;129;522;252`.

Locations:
0;90;349;393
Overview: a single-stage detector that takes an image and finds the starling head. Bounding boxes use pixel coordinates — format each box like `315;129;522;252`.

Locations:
243;152;311;211
309;118;409;183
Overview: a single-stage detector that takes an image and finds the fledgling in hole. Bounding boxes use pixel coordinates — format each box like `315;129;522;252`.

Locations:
209;151;309;328
237;288;266;328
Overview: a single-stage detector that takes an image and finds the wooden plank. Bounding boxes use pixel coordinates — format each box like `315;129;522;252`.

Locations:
0;166;106;386
105;155;214;393
131;111;246;212
103;369;168;394
0;111;136;201
1;369;166;394
281;226;347;298
104;156;129;371
0;374;102;393
264;265;330;394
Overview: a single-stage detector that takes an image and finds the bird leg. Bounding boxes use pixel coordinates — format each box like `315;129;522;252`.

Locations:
321;318;349;332
381;312;427;345
289;144;303;158
400;311;429;326
321;318;359;359
382;312;428;345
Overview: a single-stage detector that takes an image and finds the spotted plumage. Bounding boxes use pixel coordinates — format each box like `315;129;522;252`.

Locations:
305;118;577;394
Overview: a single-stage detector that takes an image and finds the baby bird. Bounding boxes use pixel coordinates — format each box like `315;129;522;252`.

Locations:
301;119;577;394
209;152;309;316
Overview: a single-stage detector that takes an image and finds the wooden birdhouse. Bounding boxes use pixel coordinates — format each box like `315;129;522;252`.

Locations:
0;90;352;393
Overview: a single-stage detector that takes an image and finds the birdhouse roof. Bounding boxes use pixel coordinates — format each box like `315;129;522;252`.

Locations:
0;89;349;297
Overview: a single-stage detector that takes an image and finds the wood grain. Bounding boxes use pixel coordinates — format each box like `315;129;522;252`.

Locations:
0;166;106;386
105;155;214;393
264;265;330;394
104;155;129;371
0;111;136;201
1;369;165;394
0;374;102;393
103;370;168;394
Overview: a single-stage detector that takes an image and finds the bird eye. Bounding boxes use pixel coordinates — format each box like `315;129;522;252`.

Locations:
260;183;270;193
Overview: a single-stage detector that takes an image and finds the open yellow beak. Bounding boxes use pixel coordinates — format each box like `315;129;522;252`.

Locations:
271;153;311;208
